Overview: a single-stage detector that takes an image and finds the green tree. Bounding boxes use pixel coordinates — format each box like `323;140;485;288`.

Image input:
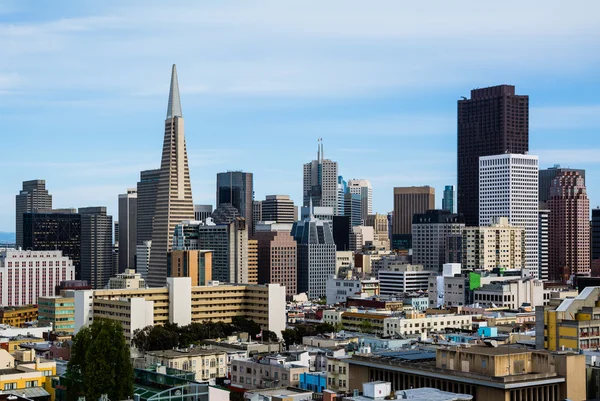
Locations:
67;319;134;401
359;319;374;334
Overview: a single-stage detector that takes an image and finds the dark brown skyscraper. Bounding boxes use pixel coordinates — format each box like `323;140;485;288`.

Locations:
457;85;529;226
548;171;590;282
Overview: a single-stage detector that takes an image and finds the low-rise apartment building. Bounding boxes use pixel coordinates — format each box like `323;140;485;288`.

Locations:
231;354;309;390
0;306;38;328
473;278;550;310
139;347;228;383
341;310;391;335
383;314;473;337
325;276;380;305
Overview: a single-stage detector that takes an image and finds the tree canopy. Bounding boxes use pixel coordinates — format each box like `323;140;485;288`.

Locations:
67;319;134;401
281;322;335;347
132;317;279;352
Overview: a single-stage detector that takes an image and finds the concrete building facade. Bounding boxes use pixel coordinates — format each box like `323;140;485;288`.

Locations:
479;154;539;277
412;210;465;272
303;141;339;214
392;186;435;236
0;249;75;307
377;263;434;294
547;171;590;282
79;206;113;289
347;179;372;222
255;230;297;298
462;218;525;272
15;180;52;249
261;195;296;224
292;215;336;300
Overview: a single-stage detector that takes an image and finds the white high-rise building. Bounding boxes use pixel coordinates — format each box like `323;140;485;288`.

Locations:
347;179;372;222
303;140;339;215
479;154;539;278
0;249;75;306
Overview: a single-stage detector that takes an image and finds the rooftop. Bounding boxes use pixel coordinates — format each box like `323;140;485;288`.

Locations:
344;387;472;401
146;347;227;358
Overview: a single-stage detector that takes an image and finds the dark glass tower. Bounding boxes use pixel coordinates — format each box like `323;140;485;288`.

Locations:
457;85;529;226
593;207;600;261
22;210;81;278
216;171;254;233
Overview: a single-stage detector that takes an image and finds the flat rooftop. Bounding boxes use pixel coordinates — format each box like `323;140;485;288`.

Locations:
146;347;226;358
346;387;472;401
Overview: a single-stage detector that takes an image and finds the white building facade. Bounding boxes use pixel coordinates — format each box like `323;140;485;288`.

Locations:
479;154;539;278
377;264;434;294
0;249;75;306
325;276;380;305
347;179;373;222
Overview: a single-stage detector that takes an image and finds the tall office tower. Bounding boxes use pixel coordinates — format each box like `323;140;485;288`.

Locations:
479;154;539;277
303;141;339;214
332;215;351;251
457;85;529;227
136;241;151;279
593;207;600;261
79;207;113;289
136;169;160;245
412;210;465;272
194;219;248;283
343;192;362;227
255;228;297;298
547;171;590;282
216;171;253;233
462;217;525;272
15;180;52;248
261;195;295;224
392;186;435;250
148;65;195;287
442;185;455;213
366;213;390;246
539;203;550;280
337;176;347;216
291;214;336;299
118;189;137;272
23;210;81;279
247;239;258;284
0;249;75;307
114;222;119;246
347;179;372;222
539;165;586;203
252;201;262;230
194;205;213;222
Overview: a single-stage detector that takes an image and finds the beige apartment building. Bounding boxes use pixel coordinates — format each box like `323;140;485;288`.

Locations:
462;217;525;271
139;347;228;382
74;278;286;345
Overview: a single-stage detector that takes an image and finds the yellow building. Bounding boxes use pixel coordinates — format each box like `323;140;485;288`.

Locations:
0;306;38;328
537;286;600;351
326;356;350;392
247;239;258;285
38;296;75;334
169;250;212;286
0;349;57;400
5;336;45;353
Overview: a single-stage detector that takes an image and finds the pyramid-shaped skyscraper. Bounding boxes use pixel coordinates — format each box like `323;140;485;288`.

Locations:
147;65;194;287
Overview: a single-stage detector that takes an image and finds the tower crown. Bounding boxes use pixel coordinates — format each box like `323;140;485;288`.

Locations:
166;64;182;119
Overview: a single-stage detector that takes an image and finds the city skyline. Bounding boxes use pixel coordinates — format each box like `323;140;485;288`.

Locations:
2;1;600;232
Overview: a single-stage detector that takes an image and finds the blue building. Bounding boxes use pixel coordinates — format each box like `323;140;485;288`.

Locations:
299;372;327;393
442;185;455;213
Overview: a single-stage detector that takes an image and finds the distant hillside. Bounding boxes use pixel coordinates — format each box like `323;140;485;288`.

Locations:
0;232;15;243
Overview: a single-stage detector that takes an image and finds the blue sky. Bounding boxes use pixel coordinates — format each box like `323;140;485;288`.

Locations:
1;1;600;232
